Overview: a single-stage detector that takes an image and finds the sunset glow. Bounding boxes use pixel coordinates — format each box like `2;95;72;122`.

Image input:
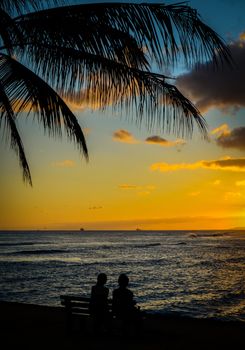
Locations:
1;0;245;231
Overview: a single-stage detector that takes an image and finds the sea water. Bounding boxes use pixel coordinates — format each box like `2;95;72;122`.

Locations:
0;230;244;322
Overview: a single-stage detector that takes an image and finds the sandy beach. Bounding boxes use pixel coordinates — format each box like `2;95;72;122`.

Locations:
1;301;244;349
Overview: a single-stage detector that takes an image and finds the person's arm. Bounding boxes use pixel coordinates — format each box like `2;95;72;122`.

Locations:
129;290;136;306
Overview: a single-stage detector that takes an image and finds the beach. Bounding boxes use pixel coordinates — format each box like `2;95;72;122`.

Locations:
1;301;244;349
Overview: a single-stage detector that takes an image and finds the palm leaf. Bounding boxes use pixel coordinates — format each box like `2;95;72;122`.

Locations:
0;53;88;160
17;44;207;138
0;8;24;55
0;0;60;15
14;2;232;68
0;79;32;185
0;2;232;184
15;13;149;70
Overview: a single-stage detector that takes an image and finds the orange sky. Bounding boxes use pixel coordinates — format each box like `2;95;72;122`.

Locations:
0;108;244;230
1;1;245;231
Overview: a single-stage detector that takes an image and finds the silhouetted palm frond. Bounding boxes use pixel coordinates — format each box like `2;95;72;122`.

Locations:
0;0;58;16
16;2;231;68
50;51;207;137
16;15;149;70
0;78;32;185
0;54;88;159
0;1;233;184
19;44;206;137
0;8;24;55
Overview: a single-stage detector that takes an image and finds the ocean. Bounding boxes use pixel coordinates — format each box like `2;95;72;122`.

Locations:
0;230;244;322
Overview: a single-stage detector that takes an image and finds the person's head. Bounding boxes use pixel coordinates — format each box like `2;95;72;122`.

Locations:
118;273;129;288
97;273;107;286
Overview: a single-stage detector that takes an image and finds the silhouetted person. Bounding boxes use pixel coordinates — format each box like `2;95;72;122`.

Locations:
90;273;109;334
112;274;141;335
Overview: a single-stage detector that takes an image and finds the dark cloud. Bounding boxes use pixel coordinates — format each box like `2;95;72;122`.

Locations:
216;126;245;150
176;34;245;113
145;136;169;145
145;136;186;147
203;158;245;170
113;129;139;143
151;157;245;172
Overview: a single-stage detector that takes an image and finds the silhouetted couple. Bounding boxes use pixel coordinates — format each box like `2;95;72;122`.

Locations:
90;273;141;335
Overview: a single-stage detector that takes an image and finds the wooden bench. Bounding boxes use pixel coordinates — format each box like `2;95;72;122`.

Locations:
60;295;144;335
60;295;113;333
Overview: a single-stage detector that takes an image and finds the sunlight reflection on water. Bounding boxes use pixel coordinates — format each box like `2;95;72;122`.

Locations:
0;230;244;321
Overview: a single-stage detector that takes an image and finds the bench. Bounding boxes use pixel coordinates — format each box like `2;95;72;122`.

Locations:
60;295;113;333
60;295;144;335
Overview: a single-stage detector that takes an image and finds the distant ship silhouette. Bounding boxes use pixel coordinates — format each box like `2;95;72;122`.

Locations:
80;228;85;231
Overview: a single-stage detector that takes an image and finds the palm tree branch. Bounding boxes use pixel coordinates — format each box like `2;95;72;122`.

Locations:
14;14;149;70
0;8;25;55
0;53;88;160
0;79;32;185
24;45;207;138
0;0;60;16
14;2;232;68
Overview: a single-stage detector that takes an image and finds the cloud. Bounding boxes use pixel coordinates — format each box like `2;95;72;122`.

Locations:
118;184;156;195
176;33;245;113
211;124;230;136
113;130;186;148
215;126;245;150
65;88;115;111
113;129;139;144
119;184;139;189
240;32;245;41
52;160;75;168
150;157;245;173
210;124;245;151
224;192;243;201
188;191;201;197
89;206;103;210
138;191;151;196
236;180;245;186
212;180;221;186
145;136;186;147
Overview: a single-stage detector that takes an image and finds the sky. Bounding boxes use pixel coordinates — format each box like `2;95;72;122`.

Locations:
1;0;245;230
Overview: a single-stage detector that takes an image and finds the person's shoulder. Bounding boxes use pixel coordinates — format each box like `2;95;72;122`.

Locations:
126;288;134;297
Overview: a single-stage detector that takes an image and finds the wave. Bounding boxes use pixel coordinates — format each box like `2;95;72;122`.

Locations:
90;243;161;250
225;257;245;264
186;231;230;238
4;249;67;256
196;255;245;267
207;290;245;306
0;242;35;247
134;243;161;248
